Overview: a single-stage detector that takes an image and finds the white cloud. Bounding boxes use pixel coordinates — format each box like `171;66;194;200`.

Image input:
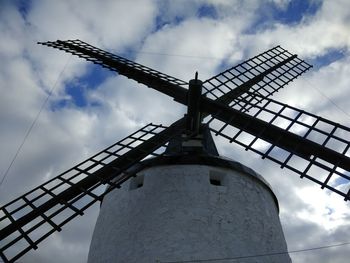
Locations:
1;0;350;262
139;17;240;80
242;0;350;57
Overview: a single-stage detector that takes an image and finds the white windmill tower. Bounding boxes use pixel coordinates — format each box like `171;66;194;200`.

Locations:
87;123;290;263
1;39;349;263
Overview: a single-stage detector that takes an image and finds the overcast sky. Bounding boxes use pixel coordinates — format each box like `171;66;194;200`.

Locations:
0;0;350;262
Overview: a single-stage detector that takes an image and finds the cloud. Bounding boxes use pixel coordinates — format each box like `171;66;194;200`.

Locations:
241;0;350;58
139;18;240;81
0;0;350;262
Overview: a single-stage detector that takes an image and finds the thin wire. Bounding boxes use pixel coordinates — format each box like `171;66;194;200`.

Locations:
0;55;72;188
137;50;222;60
304;78;350;120
292;41;350;120
159;241;350;262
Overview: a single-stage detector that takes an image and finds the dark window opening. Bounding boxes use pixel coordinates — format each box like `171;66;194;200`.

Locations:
210;178;221;186
209;170;225;187
130;175;144;190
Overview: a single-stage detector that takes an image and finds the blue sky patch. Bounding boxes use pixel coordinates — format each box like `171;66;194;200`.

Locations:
245;0;322;33
154;15;184;31
273;0;321;24
65;81;86;107
310;48;347;69
16;0;31;20
197;4;218;19
51;64;113;110
154;2;218;31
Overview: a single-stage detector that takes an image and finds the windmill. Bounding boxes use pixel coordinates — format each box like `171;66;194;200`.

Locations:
0;39;349;263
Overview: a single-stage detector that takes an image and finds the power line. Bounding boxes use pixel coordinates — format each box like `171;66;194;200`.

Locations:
137;50;222;60
159;241;350;263
0;55;71;188
292;42;350;120
304;78;350;120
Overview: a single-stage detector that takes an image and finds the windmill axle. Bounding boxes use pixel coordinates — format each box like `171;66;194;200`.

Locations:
186;72;203;133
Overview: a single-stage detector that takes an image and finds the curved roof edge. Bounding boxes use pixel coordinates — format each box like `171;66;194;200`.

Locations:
136;154;280;212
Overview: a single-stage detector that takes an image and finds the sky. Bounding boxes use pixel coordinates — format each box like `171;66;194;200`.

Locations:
0;0;350;262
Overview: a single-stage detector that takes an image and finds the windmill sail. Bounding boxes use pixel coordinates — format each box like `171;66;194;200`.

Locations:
205;93;350;200
38;40;188;104
203;45;312;111
0;121;185;262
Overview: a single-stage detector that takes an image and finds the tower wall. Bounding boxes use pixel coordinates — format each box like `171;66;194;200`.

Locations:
88;161;291;263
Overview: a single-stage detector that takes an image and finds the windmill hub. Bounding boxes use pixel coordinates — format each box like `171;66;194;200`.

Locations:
165;124;219;155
